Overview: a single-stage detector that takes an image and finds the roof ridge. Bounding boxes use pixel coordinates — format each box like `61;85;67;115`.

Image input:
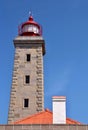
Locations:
14;109;81;125
67;117;81;124
45;108;52;113
14;109;52;124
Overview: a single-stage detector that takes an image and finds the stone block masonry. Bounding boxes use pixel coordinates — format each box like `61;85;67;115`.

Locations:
0;125;87;130
8;36;45;124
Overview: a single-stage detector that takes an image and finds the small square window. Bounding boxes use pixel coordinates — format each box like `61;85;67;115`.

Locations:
24;99;29;108
26;54;30;62
25;75;30;84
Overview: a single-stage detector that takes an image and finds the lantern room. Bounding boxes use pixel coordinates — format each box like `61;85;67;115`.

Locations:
18;15;42;36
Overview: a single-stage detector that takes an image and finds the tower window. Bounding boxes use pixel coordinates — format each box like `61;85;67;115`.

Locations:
24;99;29;108
26;54;30;62
25;75;30;84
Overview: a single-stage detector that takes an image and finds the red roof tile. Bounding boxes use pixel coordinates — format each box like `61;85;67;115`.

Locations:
14;109;81;125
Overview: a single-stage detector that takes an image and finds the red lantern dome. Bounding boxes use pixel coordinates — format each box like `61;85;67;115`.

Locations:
18;15;42;36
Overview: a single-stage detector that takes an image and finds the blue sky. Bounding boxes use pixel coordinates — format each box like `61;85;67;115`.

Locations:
0;0;88;124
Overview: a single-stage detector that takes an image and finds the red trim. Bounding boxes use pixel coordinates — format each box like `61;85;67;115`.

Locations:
18;18;42;36
21;21;40;29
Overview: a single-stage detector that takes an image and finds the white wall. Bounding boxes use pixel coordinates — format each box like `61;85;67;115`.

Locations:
52;96;66;124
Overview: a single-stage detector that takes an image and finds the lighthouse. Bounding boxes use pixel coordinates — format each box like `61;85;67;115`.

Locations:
8;14;45;124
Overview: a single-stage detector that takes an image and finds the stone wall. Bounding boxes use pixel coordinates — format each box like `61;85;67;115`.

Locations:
8;36;45;123
0;124;87;130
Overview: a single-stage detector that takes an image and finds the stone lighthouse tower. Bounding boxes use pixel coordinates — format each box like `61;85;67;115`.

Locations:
8;14;45;124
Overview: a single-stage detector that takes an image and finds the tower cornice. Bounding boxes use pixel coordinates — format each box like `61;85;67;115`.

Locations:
13;36;45;55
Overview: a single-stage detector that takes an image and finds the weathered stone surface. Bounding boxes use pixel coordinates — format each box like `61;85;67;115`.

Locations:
8;37;45;124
